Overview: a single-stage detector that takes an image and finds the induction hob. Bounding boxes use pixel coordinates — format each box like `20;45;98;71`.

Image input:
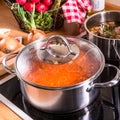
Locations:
0;64;120;120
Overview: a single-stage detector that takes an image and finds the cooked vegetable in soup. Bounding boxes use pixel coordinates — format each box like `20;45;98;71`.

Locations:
23;50;100;87
89;21;120;39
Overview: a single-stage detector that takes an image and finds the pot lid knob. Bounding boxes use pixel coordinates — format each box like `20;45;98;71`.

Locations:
39;35;78;64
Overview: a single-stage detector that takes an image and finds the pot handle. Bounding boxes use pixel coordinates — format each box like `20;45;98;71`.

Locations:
87;64;120;91
113;40;120;60
2;52;18;74
41;35;77;58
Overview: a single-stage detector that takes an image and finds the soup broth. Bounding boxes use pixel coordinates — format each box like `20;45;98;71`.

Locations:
89;21;120;39
23;50;100;87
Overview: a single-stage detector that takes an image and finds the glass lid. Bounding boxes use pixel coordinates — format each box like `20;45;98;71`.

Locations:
15;35;105;87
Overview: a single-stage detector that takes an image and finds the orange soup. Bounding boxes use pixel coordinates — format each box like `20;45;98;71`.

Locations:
23;51;100;87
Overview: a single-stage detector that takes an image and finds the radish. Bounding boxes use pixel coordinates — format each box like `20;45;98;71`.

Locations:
30;0;40;3
16;0;27;5
43;0;53;6
36;3;48;12
24;2;34;12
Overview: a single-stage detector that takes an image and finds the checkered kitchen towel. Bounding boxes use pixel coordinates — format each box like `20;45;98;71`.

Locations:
62;0;92;24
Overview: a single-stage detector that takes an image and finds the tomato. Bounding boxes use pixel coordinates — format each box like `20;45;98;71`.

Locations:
16;0;27;5
36;3;48;12
43;0;53;6
24;2;34;12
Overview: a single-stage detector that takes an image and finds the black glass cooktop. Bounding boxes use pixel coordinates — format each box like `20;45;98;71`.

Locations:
0;65;120;120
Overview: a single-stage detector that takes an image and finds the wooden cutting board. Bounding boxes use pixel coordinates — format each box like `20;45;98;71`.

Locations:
0;102;22;120
0;94;33;120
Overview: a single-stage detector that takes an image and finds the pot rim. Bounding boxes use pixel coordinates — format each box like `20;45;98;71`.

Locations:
84;10;120;40
15;37;105;91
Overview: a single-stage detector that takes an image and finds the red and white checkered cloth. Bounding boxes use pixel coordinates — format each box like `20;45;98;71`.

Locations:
62;0;92;24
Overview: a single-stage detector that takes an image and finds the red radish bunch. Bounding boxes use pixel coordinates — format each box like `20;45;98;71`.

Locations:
43;0;53;6
36;3;49;12
16;0;27;5
23;2;34;12
13;0;66;31
16;0;53;12
31;0;40;3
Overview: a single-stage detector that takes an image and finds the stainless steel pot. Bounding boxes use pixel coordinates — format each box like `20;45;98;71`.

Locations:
2;35;120;113
84;10;120;62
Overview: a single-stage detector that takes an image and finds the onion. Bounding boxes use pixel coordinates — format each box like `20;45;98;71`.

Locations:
5;38;20;51
0;37;22;53
27;30;46;44
0;38;6;51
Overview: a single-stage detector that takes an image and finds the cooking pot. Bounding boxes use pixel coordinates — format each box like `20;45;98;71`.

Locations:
84;10;120;62
2;35;120;113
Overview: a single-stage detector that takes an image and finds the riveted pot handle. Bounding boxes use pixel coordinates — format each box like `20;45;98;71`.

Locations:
2;52;18;74
87;64;120;91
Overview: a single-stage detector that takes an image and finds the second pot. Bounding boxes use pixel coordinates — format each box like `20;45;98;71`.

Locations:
84;10;120;62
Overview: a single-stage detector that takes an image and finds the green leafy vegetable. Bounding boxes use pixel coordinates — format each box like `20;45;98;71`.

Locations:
35;12;53;30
